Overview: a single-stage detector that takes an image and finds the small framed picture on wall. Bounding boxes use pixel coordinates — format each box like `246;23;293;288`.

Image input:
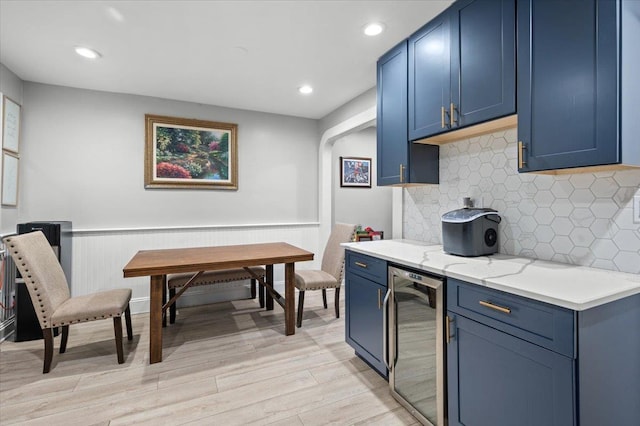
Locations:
2;151;19;206
340;156;371;188
2;95;21;154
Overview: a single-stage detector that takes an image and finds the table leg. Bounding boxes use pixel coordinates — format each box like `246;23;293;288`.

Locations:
266;265;274;311
150;274;165;364
285;262;295;336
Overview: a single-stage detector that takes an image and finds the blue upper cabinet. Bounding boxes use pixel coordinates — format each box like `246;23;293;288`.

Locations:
408;12;451;140
409;0;515;141
377;41;409;186
451;0;515;128
377;41;439;186
517;0;640;172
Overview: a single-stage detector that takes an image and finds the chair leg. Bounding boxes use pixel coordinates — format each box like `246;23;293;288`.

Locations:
113;316;124;364
59;325;69;353
43;328;54;374
124;305;133;341
335;287;341;319
322;289;328;309
169;288;177;324
250;279;257;299
297;290;305;328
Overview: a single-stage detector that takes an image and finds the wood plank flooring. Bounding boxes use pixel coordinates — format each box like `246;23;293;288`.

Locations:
0;291;418;425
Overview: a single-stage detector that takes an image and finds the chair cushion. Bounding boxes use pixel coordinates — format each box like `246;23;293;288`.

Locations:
50;288;132;327
167;267;266;290
295;270;340;291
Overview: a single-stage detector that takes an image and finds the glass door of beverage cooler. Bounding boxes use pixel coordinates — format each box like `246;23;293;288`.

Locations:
388;266;444;426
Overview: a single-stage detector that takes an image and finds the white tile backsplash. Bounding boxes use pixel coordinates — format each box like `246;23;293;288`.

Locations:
404;128;640;274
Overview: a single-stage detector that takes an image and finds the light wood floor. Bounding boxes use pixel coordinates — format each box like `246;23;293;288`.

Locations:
0;290;419;425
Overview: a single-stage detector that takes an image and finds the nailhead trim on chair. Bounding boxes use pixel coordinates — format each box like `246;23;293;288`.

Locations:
50;312;124;328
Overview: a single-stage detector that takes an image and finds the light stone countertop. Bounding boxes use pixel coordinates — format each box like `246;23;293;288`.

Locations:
343;239;640;311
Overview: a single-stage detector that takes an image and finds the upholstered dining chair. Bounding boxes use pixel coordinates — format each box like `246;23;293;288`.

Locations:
295;223;357;327
3;231;133;373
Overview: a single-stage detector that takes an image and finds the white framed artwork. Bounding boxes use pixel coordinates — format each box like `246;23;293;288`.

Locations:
2;95;21;154
1;151;19;206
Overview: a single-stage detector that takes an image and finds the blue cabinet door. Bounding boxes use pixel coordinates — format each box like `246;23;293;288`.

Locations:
345;271;387;377
451;0;515;127
517;0;619;172
377;41;409;186
408;12;451;140
447;313;575;426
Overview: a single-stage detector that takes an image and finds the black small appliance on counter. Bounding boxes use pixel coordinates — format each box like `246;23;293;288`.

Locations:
442;208;501;257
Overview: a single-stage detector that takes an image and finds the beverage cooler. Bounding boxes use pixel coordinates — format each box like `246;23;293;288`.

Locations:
387;265;445;426
13;221;72;342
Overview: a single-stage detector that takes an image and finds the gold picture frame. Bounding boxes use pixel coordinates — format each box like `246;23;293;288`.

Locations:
145;114;238;189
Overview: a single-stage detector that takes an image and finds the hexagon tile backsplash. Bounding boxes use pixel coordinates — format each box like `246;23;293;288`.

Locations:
404;127;640;274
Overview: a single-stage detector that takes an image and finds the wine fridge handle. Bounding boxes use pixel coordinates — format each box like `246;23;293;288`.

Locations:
382;288;391;370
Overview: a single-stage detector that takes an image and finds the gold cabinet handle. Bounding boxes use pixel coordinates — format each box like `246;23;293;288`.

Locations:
479;300;512;314
399;163;405;183
441;106;446;128
450;103;457;127
518;141;527;169
446;315;454;344
354;261;368;269
378;288;382;309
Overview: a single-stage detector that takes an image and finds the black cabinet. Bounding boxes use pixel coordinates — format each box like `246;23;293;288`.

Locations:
345;251;388;377
377;41;438;186
517;0;640;172
409;0;515;141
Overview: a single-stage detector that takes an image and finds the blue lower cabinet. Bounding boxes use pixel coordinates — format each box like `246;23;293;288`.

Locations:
447;280;640;426
447;313;574;426
345;270;387;378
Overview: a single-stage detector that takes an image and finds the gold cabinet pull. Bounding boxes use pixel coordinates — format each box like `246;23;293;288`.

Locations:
479;300;512;314
518;141;527;169
441;106;446;128
399;163;405;183
378;288;382;309
354;261;368;268
450;102;457;127
446;315;454;344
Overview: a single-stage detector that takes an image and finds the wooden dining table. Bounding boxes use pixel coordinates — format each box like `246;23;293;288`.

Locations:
123;242;314;364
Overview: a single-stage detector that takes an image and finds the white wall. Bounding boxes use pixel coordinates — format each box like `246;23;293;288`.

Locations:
19;83;318;229
1;81;324;313
332;127;392;234
0;64;24;234
319;87;376;135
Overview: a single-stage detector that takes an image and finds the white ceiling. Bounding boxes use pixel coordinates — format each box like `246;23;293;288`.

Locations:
0;0;453;119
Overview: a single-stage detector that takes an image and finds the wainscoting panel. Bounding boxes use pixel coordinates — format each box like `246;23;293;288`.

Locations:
71;223;320;314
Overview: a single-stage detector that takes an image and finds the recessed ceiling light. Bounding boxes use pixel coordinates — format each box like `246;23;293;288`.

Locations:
364;23;385;36
298;85;313;95
75;46;102;59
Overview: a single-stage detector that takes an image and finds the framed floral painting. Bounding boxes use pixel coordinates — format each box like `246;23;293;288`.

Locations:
340;156;371;188
145;114;238;189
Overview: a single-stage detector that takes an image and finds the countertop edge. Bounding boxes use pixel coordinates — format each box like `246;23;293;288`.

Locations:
343;240;640;311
